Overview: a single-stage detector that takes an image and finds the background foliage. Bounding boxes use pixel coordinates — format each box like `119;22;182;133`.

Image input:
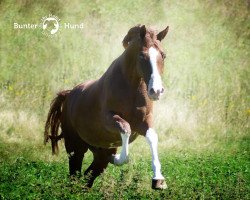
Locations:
0;0;249;199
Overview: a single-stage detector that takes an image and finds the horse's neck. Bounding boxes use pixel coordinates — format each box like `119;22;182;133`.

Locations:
120;50;151;107
121;47;141;87
135;79;150;104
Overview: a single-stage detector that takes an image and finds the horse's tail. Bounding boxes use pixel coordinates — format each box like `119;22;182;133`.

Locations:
44;90;71;155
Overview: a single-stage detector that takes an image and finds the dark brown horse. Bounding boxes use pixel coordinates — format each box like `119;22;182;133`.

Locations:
45;24;169;189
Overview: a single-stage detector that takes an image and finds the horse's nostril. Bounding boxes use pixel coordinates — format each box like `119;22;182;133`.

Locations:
149;88;155;95
161;88;164;93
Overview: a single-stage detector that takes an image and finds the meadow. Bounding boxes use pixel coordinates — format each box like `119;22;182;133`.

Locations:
0;0;249;199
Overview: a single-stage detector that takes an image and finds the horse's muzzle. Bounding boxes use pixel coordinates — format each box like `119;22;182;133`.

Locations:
148;87;164;101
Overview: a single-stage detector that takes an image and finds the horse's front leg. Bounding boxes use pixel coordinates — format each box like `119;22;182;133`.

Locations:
111;131;130;165
145;128;167;190
104;112;131;165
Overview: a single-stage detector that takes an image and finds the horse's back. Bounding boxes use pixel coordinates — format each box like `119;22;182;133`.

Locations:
62;80;98;125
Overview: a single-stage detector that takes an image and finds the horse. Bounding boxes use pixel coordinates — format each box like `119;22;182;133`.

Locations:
44;24;169;190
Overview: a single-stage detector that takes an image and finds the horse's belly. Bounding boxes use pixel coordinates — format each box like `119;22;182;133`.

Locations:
77;128;138;148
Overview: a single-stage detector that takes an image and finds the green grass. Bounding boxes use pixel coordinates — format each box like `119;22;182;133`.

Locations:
0;140;249;200
0;0;249;199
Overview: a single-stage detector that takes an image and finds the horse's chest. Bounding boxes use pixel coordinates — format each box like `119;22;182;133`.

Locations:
131;92;151;121
126;106;148;127
134;105;148;118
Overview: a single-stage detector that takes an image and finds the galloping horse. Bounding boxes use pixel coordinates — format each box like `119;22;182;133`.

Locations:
45;24;169;189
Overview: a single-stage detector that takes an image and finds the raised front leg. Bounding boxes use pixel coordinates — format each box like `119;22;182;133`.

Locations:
104;112;131;165
145;128;167;189
111;131;130;165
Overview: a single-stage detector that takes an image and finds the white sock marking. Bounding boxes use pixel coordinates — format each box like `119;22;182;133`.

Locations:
145;128;165;180
113;133;130;165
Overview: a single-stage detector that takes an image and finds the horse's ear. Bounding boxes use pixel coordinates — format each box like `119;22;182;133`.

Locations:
140;25;146;39
157;26;169;41
122;24;143;49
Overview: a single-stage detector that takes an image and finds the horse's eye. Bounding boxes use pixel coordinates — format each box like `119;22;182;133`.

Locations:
139;52;144;59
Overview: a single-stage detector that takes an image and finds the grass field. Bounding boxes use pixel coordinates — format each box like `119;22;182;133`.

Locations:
0;0;249;199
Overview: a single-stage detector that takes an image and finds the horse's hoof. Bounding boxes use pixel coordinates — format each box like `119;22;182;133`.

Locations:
152;179;167;190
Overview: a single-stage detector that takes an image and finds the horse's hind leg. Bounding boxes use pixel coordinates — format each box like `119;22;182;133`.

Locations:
64;130;88;176
84;147;117;188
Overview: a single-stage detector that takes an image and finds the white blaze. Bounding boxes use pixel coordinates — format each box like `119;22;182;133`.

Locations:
145;128;165;180
148;47;163;96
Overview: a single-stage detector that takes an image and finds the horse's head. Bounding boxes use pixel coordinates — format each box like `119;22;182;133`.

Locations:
123;25;169;101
